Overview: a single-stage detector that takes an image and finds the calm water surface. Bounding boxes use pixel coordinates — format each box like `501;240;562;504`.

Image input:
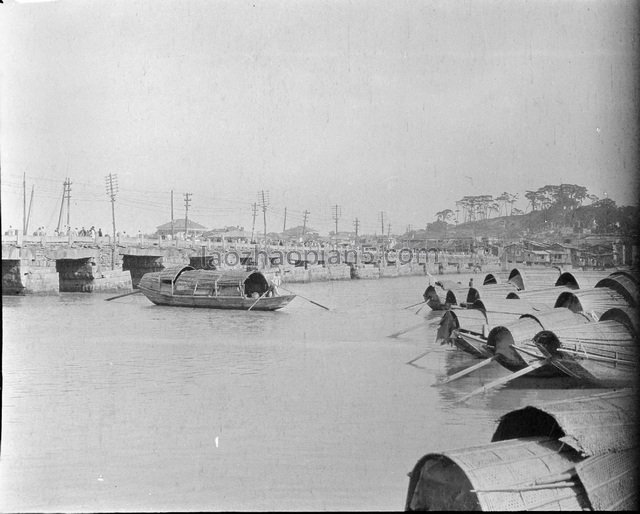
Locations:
1;274;608;511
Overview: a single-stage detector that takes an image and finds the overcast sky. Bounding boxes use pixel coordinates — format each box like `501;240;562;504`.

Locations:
1;0;638;236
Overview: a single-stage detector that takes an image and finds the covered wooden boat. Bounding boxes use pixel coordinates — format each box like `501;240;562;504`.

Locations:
138;266;296;311
436;299;547;358
406;390;638;511
481;271;510;285
436;309;488;344
509;307;640;385
554;270;611;290
465;283;518;304
527;326;639;385
554;288;630;319
506;285;573;304
507;267;562;291
487;308;592;376
595;273;639;308
423;284;449;310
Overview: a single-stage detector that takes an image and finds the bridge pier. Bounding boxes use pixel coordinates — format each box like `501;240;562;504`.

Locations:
2;246;59;295
53;248;132;293
122;247;188;287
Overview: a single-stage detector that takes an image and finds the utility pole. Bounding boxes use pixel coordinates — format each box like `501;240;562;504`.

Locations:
258;190;269;244
251;202;258;243
184;193;192;237
332;204;341;238
353;217;360;246
105;173;119;269
379;211;385;236
170;190;175;240
65;178;72;229
22;172;26;235
56;181;65;233
302;210;310;238
25;185;34;235
282;207;287;235
56;178;72;233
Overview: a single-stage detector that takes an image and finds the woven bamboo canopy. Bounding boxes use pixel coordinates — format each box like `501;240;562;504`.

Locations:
507;267;562;291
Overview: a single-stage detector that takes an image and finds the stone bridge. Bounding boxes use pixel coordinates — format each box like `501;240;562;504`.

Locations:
1;234;489;294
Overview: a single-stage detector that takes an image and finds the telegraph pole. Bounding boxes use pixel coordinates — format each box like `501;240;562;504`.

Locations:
22;172;26;235
258;190;269;244
170;190;175;240
353;217;360;246
302;210;310;238
282;207;287;235
56;181;65;233
56;178;72;233
332;204;341;238
251;202;258;243
25;185;34;235
379;211;385;236
184;193;192;237
105;173;118;269
65;178;72;229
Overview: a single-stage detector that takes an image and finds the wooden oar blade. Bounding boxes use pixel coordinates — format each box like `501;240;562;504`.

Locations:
402;300;427;310
455;358;550;403
433;356;496;386
306;298;331;311
279;285;330;310
406;348;436;366
105;290;141;301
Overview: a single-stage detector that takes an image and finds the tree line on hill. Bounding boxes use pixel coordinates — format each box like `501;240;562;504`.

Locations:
429;183;638;239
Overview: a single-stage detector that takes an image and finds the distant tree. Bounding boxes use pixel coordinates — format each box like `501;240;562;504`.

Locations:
495;192;511;216
435;209;454;223
507;193;519;215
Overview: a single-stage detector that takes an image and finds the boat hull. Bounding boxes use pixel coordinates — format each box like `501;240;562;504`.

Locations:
139;286;296;311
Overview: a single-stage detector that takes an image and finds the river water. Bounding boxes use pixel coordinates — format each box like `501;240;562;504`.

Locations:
0;274;611;512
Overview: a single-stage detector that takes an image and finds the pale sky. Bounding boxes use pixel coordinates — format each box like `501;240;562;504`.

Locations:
1;0;638;236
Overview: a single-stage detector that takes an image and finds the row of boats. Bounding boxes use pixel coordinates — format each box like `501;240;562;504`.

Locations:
420;267;639;392
407;267;638;510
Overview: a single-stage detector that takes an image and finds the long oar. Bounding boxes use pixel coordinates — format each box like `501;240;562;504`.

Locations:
105;290;142;301
415;303;429;315
402;300;427;310
406;347;438;366
278;285;330;311
455;358;550;403
387;321;425;338
248;289;270;311
433;356;497;386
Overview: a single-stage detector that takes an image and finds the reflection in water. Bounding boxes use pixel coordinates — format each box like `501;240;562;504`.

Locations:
1;274;622;511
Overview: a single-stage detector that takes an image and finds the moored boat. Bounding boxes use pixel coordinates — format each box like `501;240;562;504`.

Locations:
406;389;638;511
138;265;296;311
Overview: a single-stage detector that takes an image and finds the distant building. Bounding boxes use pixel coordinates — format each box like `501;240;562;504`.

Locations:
202;227;251;244
156;219;208;239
